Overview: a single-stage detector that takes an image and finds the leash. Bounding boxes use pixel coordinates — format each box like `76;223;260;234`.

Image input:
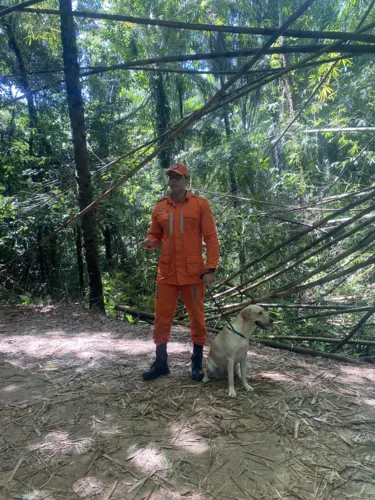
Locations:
204;284;247;340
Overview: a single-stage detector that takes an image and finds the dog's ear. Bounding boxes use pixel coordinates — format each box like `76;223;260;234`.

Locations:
241;307;252;322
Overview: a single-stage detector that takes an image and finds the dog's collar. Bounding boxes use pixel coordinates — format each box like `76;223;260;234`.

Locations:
227;323;247;340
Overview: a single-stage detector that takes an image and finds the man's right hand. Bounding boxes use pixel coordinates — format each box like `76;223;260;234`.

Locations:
140;238;157;249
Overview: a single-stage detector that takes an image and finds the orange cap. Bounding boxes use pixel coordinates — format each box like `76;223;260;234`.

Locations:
166;162;189;177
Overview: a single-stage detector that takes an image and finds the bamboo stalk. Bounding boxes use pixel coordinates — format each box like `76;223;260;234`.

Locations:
255;340;366;364
1;66;277;78
331;302;375;352
265;336;375;346
294;306;373;320
204;304;372;317
0;0;44;17
242;213;375;296
215;192;375;289
243;303;369;310
214;207;375;301
257;254;375;304
6;46;373;88
2;54;361;81
17;7;375;45
206;255;375;320
178;299;365;319
68;45;375;80
304;127;375;133
78;46;375;82
275;228;375;294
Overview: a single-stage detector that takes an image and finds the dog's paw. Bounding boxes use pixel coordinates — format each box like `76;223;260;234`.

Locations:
228;387;237;398
202;375;209;383
243;383;254;393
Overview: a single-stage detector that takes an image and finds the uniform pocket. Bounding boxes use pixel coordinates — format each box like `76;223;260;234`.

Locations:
156;213;170;233
159;255;170;275
183;212;200;231
186;255;204;275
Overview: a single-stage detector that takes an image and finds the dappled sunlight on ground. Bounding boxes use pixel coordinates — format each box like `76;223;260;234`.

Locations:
168;423;211;455
361;397;375;408
258;371;291;382
0;331;195;372
1;383;20;393
129;444;169;474
29;431;93;459
72;476;105;498
247;349;265;358
339;364;375;383
90;414;122;437
0;332;153;361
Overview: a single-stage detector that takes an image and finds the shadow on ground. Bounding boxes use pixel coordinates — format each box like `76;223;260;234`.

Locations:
0;305;375;500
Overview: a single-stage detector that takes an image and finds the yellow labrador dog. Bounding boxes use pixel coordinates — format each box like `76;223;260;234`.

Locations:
203;305;273;398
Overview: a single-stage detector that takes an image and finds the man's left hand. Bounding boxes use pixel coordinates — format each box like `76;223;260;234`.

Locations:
202;272;215;286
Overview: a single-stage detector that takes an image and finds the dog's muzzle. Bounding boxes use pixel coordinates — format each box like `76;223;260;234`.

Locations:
255;321;269;330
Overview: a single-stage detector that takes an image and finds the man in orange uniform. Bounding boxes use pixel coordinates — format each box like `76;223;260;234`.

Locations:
141;162;219;381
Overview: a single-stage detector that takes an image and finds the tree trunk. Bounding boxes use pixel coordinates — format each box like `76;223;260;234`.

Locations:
278;5;296;118
152;72;171;169
103;226;112;266
59;0;104;311
75;222;85;301
2;17;52;157
37;228;46;283
176;76;185;151
210;32;238;196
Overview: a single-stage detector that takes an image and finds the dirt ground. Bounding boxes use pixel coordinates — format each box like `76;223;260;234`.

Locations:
0;305;375;500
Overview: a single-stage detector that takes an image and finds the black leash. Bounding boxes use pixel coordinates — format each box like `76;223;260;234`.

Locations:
205;284;247;340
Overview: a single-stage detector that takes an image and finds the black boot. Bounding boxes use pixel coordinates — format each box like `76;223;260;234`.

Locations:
143;343;170;381
191;344;204;381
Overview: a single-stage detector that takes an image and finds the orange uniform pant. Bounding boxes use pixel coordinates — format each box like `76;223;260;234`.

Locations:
153;282;207;346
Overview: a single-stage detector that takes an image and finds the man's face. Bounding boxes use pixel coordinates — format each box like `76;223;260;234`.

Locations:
168;172;188;192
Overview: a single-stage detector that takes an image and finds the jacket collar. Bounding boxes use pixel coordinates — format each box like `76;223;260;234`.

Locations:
167;191;190;206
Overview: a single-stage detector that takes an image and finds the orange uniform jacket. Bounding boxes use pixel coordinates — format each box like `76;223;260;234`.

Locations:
147;193;219;285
